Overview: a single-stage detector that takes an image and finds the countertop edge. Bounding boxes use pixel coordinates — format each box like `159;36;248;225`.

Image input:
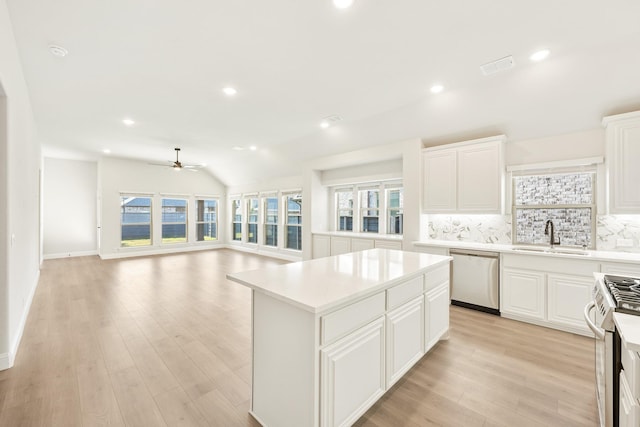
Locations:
413;240;640;263
227;255;452;315
613;312;640;353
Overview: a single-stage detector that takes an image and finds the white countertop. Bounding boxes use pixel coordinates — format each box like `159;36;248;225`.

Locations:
414;239;640;263
614;312;640;353
227;248;451;314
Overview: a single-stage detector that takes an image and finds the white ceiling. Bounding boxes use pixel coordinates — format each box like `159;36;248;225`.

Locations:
6;0;640;186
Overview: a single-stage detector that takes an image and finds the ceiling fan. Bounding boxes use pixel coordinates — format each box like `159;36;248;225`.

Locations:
150;147;204;172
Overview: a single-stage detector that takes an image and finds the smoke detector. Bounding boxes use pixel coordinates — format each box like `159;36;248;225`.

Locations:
480;55;515;76
48;45;68;58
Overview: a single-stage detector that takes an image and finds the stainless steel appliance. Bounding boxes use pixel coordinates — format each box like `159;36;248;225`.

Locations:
584;274;640;427
449;249;499;315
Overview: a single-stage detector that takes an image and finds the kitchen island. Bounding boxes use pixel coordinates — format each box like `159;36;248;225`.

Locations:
227;248;452;427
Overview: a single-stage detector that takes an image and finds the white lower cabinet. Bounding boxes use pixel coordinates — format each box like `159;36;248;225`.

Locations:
619;371;639;427
321;317;386;427
351;238;375;252
386;296;424;387
547;274;593;330
425;282;449;351
311;234;403;258
330;236;352;256
313;235;331;259
501;268;546;320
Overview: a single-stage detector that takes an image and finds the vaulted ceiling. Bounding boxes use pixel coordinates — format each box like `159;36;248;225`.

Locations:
7;0;640;185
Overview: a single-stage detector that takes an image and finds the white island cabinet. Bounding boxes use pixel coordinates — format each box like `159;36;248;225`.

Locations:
227;249;451;427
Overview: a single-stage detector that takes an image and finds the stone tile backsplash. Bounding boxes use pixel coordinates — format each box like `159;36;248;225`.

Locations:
427;214;640;253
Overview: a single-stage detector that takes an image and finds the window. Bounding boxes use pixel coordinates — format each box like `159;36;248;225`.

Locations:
336;190;353;231
196;199;217;241
161;198;187;244
232;199;242;241
387;188;404;234
285;193;302;251
513;171;596;248
120;196;152;247
247;198;259;244
360;189;379;233
264;197;278;247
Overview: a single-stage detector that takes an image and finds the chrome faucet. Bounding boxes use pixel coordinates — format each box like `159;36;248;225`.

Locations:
544;219;560;248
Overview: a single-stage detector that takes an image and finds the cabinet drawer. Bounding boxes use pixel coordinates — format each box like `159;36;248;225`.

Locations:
424;264;449;291
387;276;423;310
621;339;640;400
321;292;386;345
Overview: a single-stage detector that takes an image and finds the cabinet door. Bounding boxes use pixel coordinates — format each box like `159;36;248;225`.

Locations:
619;371;639;427
386;297;424;387
374;239;402;250
423;149;457;212
607;115;640;213
330;236;351;256
351;238;374;252
457;141;502;213
424;282;449;352
313;235;331;259
321;317;385;427
547;274;592;332
501;268;545;320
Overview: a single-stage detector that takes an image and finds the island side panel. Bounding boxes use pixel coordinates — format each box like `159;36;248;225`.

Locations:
252;290;318;427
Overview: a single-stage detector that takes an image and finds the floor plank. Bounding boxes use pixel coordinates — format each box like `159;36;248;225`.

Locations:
0;250;598;426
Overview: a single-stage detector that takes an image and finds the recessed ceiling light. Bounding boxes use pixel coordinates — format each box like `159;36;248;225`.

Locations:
102;149;111;154
222;87;238;96
320;115;342;129
430;84;444;94
530;49;550;62
333;0;354;9
249;145;257;151
122;118;135;127
48;44;68;57
320;121;330;129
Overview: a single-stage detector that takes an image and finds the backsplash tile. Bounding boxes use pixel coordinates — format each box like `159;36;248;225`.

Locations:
427;214;640;253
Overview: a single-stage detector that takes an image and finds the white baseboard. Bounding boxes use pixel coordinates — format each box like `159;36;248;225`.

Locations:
44;249;99;260
225;244;302;262
0;352;10;371
1;269;40;371
100;243;225;260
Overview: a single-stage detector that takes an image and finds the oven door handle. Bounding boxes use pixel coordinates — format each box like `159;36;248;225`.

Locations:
583;301;605;340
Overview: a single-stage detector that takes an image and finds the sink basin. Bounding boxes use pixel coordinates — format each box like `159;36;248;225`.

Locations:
512;246;590;256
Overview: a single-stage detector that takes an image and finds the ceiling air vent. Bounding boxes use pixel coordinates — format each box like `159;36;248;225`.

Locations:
480;55;515;76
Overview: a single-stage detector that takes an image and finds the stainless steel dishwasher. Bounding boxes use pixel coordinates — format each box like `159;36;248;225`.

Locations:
449;249;500;315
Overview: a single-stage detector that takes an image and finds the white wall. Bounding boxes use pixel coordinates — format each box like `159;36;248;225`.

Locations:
43;158;98;258
99;157;226;259
0;0;41;370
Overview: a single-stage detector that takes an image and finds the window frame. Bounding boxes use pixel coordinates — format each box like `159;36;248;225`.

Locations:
160;197;188;244
386;187;404;235
263;196;278;247
246;197;259;244
195;198;218;242
335;189;354;232
284;192;302;251
231;198;242;242
511;169;597;248
120;195;153;247
359;187;380;233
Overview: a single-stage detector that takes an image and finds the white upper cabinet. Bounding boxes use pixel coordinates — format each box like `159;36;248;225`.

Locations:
603;111;640;214
422;135;505;213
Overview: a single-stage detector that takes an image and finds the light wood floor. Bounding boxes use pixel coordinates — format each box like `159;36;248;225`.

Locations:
0;250;598;426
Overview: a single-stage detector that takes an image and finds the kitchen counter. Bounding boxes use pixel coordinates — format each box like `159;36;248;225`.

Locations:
228;248;450;313
313;230;403;241
614;312;640;353
414;239;640;263
227;248;452;427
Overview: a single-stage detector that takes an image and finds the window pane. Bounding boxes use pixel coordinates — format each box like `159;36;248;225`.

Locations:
196;199;217;241
233;199;242;222
248;223;258;243
286;194;302;224
515;208;592;247
337;191;353;210
388;189;403;209
162;198;187;243
196;223;217;241
121;196;152;247
360;190;379;209
286;225;302;250
265;197;278;224
514;173;594;205
233;223;242;241
388;209;403;234
248;198;259;223
338;214;353;231
362;216;379;233
162;224;187;243
265;224;278;247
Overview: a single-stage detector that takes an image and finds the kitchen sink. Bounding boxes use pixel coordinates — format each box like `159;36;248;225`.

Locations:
512;246;590;256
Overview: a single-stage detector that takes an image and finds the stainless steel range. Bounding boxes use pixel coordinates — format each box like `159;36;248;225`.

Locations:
585;274;640;427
